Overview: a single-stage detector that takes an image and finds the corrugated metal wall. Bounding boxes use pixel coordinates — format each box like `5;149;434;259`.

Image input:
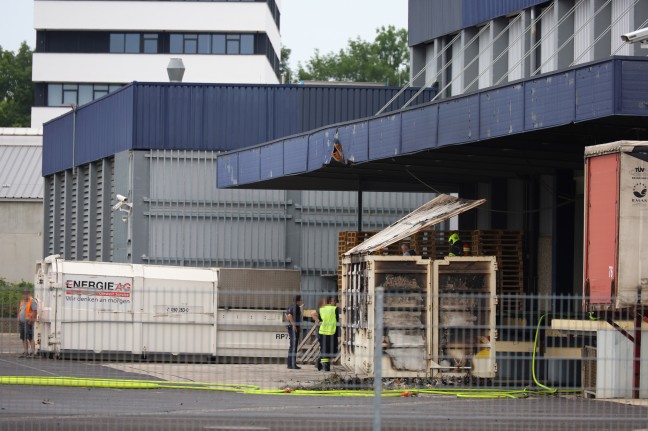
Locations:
43;84;434;176
408;0;547;46
43;158;115;261
574;0;594;64
43;150;437;304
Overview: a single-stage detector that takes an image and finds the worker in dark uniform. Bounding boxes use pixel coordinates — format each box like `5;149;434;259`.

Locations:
448;233;464;256
401;243;416;256
285;295;303;370
311;296;339;372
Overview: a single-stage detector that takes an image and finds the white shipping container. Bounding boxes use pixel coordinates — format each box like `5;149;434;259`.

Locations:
34;255;300;359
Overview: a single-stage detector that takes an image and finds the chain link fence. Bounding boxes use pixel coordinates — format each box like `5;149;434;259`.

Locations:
0;262;647;431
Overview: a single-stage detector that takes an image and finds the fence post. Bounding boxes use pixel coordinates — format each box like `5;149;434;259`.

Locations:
373;286;384;431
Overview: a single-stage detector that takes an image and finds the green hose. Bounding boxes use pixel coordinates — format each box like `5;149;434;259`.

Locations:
532;314;557;394
0;313;573;398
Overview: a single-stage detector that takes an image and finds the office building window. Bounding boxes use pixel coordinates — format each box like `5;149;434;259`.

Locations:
110;33;158;53
143;34;158;53
47;83;123;107
170;33;255;54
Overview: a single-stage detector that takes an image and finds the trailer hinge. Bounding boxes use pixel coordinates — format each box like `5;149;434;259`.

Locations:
367;330;372;340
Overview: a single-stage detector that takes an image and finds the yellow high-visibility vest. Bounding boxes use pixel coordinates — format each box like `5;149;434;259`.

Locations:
318;305;337;336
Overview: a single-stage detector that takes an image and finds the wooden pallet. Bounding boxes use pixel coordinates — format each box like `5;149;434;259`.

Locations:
296;325;340;365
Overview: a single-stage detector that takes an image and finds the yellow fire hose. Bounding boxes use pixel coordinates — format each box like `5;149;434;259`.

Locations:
0;314;579;398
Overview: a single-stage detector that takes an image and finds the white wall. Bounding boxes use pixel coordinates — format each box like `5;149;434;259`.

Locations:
0;201;43;282
33;53;279;85
31;107;71;129
34;1;281;56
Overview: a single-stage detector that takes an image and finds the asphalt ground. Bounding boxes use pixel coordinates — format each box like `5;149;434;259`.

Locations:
0;354;647;431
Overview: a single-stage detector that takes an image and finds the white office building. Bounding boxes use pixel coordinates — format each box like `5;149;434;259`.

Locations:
31;0;282;127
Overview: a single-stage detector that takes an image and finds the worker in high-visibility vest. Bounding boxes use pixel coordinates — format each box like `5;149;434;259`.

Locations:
448;233;467;257
311;296;339;372
17;288;38;359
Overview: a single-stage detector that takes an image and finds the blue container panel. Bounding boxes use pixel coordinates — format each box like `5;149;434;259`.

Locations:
438;95;480;147
260;142;284;181
619;60;648;116
525;71;576;130
368;115;402;160
479;84;525;139
575;61;614;121
217;153;239;187
283;136;309;175
402;105;438;154
338;121;369;164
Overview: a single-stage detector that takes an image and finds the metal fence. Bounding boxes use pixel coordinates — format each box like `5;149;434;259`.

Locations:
1;265;647;431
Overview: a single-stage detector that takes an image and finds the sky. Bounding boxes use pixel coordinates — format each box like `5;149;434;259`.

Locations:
0;0;408;68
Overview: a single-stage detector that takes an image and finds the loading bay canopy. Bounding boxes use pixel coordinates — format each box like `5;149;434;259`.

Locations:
217;57;648;193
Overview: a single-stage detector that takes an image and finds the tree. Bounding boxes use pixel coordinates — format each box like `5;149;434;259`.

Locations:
0;42;33;127
280;46;294;84
297;26;409;87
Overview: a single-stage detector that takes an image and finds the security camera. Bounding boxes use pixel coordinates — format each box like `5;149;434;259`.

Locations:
111;194;133;212
621;27;648;43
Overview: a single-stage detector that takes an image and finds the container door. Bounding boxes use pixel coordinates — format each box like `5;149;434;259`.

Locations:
585;154;620;307
616;151;648;306
140;266;216;356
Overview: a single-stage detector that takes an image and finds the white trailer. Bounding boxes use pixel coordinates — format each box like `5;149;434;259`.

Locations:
34;255;300;359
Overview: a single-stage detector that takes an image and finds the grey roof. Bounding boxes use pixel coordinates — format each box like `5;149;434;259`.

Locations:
0;131;43;200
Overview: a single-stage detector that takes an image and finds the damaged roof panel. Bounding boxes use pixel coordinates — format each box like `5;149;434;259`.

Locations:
345;194;486;255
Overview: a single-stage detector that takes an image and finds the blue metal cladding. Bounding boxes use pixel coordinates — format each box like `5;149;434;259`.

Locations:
338;121;369;164
462;0;548;29
218;58;648;189
480;84;524;139
42;85;135;176
76;85;134;166
575;62;614;121
619;61;648;116
42;114;74;176
524;71;576;130
43;82;434;175
260;142;283;181
217;153;238;186
402;105;438;154
438;95;480;146
408;0;547;46
368;115;402;160
238;148;262;185
283;136;309;175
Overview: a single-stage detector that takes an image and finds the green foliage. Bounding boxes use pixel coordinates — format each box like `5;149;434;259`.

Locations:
297;26;409;87
0;42;33;127
280;46;294;84
0;279;33;319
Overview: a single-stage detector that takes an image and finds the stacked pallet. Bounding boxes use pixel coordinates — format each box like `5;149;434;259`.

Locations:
337;231;377;287
410;229;476;259
411;229;524;314
472;230;524;313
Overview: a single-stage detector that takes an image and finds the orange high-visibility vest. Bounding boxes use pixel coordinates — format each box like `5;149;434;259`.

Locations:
19;298;35;320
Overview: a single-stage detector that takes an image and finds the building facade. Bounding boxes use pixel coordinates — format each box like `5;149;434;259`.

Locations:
0;129;44;282
32;0;282;127
42;83;437;303
409;0;648;96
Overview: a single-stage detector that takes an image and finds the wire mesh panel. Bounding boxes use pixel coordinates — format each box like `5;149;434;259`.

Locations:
2;258;648;431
